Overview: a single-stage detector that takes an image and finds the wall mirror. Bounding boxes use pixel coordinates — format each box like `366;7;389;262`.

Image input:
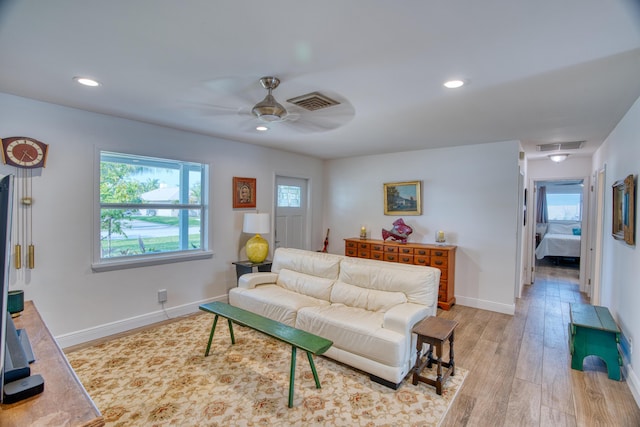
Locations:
612;174;635;245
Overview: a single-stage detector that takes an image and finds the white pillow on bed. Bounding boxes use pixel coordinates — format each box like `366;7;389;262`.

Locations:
547;222;580;235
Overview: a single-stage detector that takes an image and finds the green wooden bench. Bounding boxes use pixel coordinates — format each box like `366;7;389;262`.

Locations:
569;303;622;381
199;301;333;407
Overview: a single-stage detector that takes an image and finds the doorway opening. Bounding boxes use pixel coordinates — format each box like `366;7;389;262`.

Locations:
533;179;585;284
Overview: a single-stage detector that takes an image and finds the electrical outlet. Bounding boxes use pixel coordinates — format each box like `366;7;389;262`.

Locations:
157;289;168;303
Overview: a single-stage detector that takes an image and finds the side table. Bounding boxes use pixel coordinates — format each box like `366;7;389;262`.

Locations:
232;260;272;281
412;316;458;395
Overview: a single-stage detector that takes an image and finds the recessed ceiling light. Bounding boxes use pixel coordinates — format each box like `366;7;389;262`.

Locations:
73;76;101;87
443;79;465;89
256;126;269;131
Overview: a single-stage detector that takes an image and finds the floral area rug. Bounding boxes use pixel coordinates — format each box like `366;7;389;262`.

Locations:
66;312;466;426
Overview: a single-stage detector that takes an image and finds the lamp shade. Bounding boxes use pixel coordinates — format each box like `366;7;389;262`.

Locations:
243;213;270;234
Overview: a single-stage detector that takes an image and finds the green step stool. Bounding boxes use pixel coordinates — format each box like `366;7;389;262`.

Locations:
569;303;622;381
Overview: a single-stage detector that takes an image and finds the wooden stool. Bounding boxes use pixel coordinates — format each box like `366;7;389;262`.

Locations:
412;316;458;395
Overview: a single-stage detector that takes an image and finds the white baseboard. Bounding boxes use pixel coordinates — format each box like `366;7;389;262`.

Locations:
627;363;640;407
454;295;515;315
56;296;226;349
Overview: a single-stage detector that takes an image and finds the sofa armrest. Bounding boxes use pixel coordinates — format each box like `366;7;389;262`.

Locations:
237;272;278;289
383;303;430;335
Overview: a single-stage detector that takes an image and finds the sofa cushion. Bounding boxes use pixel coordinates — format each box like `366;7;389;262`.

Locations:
338;257;439;306
330;281;407;312
271;248;343;280
276;268;335;301
296;305;405;367
229;285;329;326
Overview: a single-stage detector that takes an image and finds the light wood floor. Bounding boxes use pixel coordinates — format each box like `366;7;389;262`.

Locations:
439;263;640;427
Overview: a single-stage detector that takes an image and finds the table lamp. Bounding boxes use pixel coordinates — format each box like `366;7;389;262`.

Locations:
243;213;270;263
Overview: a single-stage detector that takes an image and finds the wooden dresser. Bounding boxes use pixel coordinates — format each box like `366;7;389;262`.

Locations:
345;238;456;310
0;301;104;427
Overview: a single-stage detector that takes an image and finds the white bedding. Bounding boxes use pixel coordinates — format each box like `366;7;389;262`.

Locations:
535;233;581;259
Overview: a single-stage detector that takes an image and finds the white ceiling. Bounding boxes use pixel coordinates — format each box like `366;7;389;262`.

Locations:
1;0;640;160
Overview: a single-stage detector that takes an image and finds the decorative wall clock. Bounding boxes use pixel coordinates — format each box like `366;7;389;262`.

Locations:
1;136;49;270
1;137;48;169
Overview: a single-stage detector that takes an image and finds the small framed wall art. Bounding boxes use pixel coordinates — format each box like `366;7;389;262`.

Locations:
384;180;422;215
612;174;635;245
233;177;256;209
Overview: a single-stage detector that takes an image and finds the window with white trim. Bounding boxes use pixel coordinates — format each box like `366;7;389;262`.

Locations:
94;151;209;270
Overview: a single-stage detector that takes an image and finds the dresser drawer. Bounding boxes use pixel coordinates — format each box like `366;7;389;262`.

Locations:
384;252;399;262
431;249;448;258
384;246;399;253
371;251;384;261
358;250;370;258
431;256;448;268
346;240;358;249
346;247;357;257
358;242;370;250
438;287;447;301
371;243;384;252
398;246;414;255
414;248;430;256
399;254;414;264
414;256;430;266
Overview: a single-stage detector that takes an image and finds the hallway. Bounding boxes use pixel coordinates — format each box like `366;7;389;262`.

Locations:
439;263;640;426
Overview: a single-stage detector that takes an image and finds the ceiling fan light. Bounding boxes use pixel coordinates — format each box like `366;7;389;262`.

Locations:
549;153;569;162
257;115;282;123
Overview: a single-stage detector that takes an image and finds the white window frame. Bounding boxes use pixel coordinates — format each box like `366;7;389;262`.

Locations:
92;150;212;272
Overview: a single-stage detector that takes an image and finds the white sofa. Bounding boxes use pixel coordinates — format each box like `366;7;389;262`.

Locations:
228;247;440;388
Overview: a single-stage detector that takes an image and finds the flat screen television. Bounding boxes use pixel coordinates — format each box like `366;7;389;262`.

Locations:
0;174;14;402
0;174;44;403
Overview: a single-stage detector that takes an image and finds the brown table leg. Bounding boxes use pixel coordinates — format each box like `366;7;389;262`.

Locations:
450;330;455;376
434;341;443;395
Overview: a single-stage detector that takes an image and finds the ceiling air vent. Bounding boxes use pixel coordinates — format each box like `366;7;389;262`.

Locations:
536;141;585;152
286;92;340;111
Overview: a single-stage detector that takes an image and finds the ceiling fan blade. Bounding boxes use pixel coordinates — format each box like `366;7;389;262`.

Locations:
278;100;356;132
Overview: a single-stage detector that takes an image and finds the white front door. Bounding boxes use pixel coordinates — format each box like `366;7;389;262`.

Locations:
274;176;308;250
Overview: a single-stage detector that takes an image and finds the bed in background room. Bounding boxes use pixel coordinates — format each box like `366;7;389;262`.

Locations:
535;221;582;260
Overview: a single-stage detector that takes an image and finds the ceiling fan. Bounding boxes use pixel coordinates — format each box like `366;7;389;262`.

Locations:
196;75;356;133
251;76;288;122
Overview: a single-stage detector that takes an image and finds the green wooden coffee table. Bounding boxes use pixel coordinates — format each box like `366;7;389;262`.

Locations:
199;301;333;407
569;303;622;380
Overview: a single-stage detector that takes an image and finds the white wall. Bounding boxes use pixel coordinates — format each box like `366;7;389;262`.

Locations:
528;156;592;180
0;93;325;346
592;94;640;403
324;140;522;314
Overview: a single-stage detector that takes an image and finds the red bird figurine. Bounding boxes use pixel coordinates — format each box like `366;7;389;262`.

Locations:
382;218;413;243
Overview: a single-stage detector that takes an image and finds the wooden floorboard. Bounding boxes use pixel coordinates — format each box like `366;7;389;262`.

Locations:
440;262;640;426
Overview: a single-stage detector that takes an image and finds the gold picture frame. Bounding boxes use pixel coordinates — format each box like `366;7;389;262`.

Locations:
384;181;422;215
233;177;256;209
612;174;635;245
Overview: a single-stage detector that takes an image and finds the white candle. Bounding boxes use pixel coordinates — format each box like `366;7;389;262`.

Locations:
437;230;444;241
